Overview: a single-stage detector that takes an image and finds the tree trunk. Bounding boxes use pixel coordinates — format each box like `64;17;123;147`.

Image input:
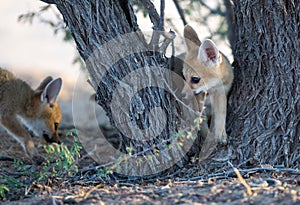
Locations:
227;1;300;167
48;0;198;176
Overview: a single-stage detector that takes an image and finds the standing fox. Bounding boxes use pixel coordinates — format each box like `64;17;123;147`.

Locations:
0;68;62;159
181;25;234;144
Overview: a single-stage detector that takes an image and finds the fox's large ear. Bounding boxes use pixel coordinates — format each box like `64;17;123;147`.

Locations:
41;78;62;104
198;39;221;67
36;76;53;91
183;25;201;53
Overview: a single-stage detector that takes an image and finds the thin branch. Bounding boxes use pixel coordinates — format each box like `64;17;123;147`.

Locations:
148;0;167;50
159;30;176;53
159;0;165;30
140;0;161;49
149;32;160;50
0;156;14;161
198;0;226;16
228;162;253;196
224;0;236;49
40;0;55;4
140;0;160;28
179;166;300;182
172;0;187;26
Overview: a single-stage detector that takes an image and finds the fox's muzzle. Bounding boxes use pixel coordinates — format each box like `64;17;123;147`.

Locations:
194;90;203;95
181;84;194;100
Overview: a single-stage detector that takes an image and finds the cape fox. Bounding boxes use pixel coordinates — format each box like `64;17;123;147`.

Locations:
0;68;62;159
181;25;234;144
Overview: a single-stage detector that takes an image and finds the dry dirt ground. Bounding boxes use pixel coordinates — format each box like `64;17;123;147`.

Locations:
1;130;300;205
0;73;300;204
1;128;300;205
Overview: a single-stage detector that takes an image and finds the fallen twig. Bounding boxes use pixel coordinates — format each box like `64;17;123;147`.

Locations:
178;165;300;182
228;161;253;196
0;156;14;161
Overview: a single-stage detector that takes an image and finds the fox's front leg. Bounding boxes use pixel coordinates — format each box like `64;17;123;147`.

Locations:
210;91;228;144
1;116;38;158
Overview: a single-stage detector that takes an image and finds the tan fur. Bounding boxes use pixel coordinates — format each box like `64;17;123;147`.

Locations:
0;68;62;158
182;25;234;143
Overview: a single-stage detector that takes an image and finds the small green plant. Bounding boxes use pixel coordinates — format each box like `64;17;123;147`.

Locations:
96;168;113;177
194;116;205;131
107;114;207;172
1;130;83;200
126;147;133;156
0;174;24;200
42;129;82;178
0;184;9;198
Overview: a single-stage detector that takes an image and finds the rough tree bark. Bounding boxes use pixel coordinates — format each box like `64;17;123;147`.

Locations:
40;0;198;176
226;1;300;167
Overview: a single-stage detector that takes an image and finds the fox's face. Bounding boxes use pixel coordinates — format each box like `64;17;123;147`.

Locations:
22;77;63;143
182;25;224;99
39;101;62;143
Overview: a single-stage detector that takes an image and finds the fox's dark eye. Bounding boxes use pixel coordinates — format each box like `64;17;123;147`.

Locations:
191;77;201;84
54;122;59;130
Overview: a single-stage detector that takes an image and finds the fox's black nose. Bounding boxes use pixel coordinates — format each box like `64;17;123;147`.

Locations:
43;133;60;144
43;133;51;143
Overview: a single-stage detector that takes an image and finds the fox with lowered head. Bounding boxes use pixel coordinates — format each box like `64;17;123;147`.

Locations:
0;68;62;160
